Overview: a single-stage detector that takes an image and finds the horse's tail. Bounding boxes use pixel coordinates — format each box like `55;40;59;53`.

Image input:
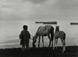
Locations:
64;32;66;40
51;27;54;40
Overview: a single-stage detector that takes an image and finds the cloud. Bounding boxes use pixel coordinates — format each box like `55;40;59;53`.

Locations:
55;0;78;10
30;0;78;19
0;0;78;21
0;0;39;20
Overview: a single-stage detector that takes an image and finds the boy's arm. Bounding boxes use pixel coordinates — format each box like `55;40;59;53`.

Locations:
28;31;31;39
19;31;23;39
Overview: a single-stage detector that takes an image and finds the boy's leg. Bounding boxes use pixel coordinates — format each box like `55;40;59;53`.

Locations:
22;44;25;52
26;44;30;50
26;40;30;50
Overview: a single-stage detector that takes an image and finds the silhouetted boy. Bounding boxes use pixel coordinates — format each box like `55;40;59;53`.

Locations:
19;25;31;51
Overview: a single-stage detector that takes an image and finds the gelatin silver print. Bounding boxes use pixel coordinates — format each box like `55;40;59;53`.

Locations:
0;0;78;57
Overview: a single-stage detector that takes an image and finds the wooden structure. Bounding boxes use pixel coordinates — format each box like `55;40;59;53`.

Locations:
35;21;57;24
70;22;78;25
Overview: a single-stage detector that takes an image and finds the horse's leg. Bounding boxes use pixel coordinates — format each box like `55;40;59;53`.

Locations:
56;38;58;48
38;36;40;47
33;40;36;48
53;37;56;49
61;38;66;53
48;35;51;47
32;37;37;48
53;38;58;49
42;36;44;47
63;39;66;52
51;38;53;47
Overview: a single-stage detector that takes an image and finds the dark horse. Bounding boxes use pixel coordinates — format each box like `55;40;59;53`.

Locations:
54;26;66;52
32;25;54;47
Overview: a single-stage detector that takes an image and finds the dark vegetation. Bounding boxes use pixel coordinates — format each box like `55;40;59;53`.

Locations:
0;46;78;57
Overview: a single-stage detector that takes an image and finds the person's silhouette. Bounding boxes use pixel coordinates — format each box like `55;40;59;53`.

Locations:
19;25;31;52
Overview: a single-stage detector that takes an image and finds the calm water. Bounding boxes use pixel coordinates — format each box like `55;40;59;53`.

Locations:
0;20;78;48
0;36;77;49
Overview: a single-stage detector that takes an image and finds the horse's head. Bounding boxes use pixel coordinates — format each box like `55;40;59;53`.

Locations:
32;36;37;43
55;26;59;31
32;36;37;48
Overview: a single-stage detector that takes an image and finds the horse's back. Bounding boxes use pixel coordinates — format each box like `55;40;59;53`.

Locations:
39;25;53;32
37;26;45;35
45;25;53;29
55;31;66;39
37;26;45;32
37;25;53;36
59;31;66;36
60;31;66;39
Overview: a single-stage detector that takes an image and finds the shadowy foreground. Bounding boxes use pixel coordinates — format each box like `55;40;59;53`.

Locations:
0;46;78;57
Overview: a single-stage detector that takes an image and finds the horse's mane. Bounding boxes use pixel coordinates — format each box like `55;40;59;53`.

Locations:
34;26;42;37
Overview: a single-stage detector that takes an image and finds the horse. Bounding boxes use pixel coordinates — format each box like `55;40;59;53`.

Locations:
32;25;54;48
53;26;66;52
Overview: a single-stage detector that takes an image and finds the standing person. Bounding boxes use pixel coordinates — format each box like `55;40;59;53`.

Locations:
19;25;31;52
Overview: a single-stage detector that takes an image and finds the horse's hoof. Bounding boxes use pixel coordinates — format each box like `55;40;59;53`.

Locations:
33;46;36;48
48;45;50;47
38;46;40;48
62;51;65;53
43;46;44;48
33;45;36;48
53;47;55;50
62;50;66;53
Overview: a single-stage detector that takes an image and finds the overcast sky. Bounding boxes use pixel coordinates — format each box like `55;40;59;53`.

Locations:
0;0;78;21
0;0;78;47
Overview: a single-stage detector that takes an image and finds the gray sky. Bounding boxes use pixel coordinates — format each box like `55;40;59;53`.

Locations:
0;0;78;47
0;0;78;21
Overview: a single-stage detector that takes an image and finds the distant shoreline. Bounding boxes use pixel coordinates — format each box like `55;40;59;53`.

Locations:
0;45;77;49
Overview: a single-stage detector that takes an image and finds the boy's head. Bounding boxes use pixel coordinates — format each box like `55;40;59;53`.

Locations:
23;25;28;30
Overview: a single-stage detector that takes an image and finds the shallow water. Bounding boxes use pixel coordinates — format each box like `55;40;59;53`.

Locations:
0;37;77;49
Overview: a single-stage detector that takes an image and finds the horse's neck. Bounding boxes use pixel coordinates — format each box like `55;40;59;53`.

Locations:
55;30;59;33
55;29;59;31
35;32;38;38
